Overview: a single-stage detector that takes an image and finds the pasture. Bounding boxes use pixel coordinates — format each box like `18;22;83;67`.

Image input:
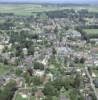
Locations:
0;4;98;16
0;4;65;16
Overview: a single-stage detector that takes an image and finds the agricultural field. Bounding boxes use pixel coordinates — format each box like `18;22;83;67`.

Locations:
0;4;98;16
0;4;65;16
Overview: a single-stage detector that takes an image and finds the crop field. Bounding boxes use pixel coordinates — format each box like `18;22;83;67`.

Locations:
0;4;98;16
0;4;66;16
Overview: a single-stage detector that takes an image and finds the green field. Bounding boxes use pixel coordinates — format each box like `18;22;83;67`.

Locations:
84;29;98;35
0;63;10;75
96;89;98;93
0;4;66;16
15;94;28;100
15;92;36;100
0;4;97;16
93;70;98;77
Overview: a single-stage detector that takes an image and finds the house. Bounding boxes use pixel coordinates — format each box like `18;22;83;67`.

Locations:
1;53;10;60
66;30;81;39
85;95;93;100
24;55;33;66
8;57;17;65
47;73;53;81
92;72;96;78
85;60;93;67
56;47;72;56
0;45;4;53
34;70;45;77
94;60;98;66
0;77;5;87
22;48;28;55
60;87;69;100
16;78;23;88
65;67;76;75
94;79;98;88
90;38;98;45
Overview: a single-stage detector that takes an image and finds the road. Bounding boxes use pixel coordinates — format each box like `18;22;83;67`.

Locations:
85;66;98;100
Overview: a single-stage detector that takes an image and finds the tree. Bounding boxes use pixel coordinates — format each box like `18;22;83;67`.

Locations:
74;57;80;64
15;68;22;76
63;77;74;90
33;62;44;70
43;83;59;97
69;89;79;100
64;56;68;65
32;87;37;96
28;46;34;55
80;57;85;64
54;26;58;34
0;80;17;100
2;46;9;53
73;74;81;89
52;78;63;91
27;68;33;76
75;27;89;42
52;47;57;55
23;72;31;86
88;67;92;75
32;76;43;86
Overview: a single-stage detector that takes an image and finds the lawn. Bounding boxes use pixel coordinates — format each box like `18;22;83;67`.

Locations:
93;70;98;77
96;89;98;93
83;29;98;35
15;93;28;100
30;96;36;100
0;63;10;75
15;92;36;100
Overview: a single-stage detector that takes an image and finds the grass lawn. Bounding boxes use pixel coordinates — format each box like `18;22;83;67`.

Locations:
96;88;98;93
93;70;98;77
89;7;98;13
53;96;59;100
83;29;98;35
30;96;36;100
15;93;28;100
0;63;10;75
15;92;36;100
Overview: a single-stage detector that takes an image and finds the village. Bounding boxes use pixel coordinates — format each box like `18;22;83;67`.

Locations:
0;5;98;100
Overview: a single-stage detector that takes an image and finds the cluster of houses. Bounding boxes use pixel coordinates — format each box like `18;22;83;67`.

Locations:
0;11;98;99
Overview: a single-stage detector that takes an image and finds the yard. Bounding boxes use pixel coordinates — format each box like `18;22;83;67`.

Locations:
83;29;98;35
15;88;35;100
0;4;66;16
15;93;28;100
93;69;98;77
15;92;36;100
0;63;10;75
96;88;98;93
83;29;98;38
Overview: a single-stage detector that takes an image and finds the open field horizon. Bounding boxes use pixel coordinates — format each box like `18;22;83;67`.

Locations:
0;4;98;16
